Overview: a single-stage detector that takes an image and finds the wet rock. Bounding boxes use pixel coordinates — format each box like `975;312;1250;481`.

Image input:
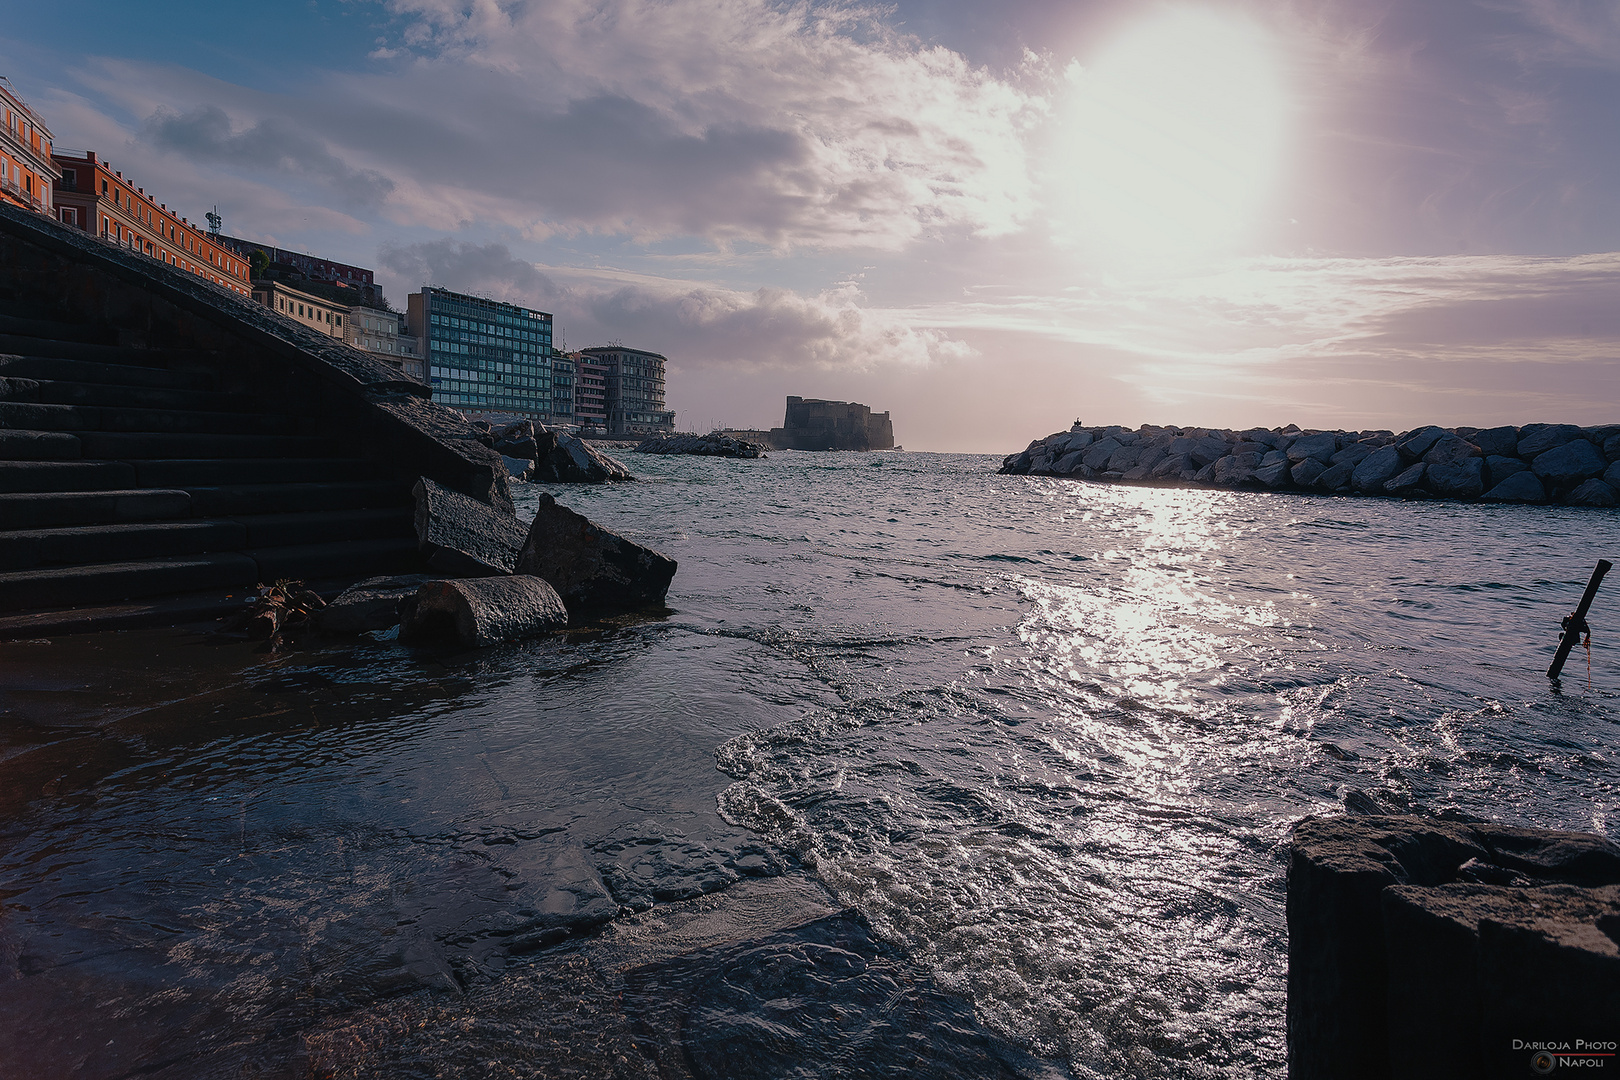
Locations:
504;845;621;953
1606;461;1620;488
1383;461;1427;496
1532;437;1608;487
499;454;531;480
1106;444;1146;472
515;492;677;610
1607;432;1620;461
1566;478;1618;507
1517;422;1583;458
1255;459;1292;489
1420;434;1479;465
1052;448;1087;474
1471;425;1520;457
1081;438;1121;471
1314;459;1357;491
1190;434;1231;466
320;573;432;634
1352;445;1404;493
1286;814;1620;1080
1480;470;1546;503
1485;455;1529;487
532;427;633;483
1291;457;1328;487
1394;425;1447;460
635;433;766;458
398;575;568;647
1288;432;1339;463
596;834;746;911
1153;451;1194;478
413;476;528;576
1424;457;1485;500
1212;453;1259;485
1329;440;1376;468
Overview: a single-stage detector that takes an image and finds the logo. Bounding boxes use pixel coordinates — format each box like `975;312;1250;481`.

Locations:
1534;1051;1558;1074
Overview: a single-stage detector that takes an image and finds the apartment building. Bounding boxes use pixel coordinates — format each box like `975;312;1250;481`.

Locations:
578;346;676;437
0;77;59;214
51;150;251;296
406;287;554;420
347;304;423;381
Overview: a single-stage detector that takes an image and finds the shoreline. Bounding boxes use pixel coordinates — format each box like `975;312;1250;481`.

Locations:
1000;421;1620;506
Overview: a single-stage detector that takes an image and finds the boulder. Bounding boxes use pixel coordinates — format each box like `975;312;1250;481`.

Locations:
1107;445;1146;472
1260;449;1289;467
515;492;678;610
1532;438;1608;487
500;454;531;480
1062;429;1095;452
399;575;568;647
636;433;767;458
1329;440;1375;468
1254;459;1292;489
1286;814;1620;1080
1190;435;1231;466
1239;427;1278;448
1212;453;1260;485
1485;455;1529;487
1607;432;1620;462
1135;445;1170;473
1081;437;1122;471
1517;422;1583;459
1232;440;1271;456
413;476;529;576
1352;445;1405;493
1313;459;1357;491
531;427;633;483
1606;460;1620;488
1383;462;1427;496
1287;432;1339;464
1470;425;1519;457
1153;452;1194;478
1424;457;1485;500
1394;425;1447;460
1291;457;1328;487
1566;478;1618;507
1052;448;1087;474
321;573;432;634
1480;470;1546;503
1420;435;1479;465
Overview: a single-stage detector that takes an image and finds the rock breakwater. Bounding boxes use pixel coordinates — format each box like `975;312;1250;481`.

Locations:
1000;422;1620;506
635;432;767;458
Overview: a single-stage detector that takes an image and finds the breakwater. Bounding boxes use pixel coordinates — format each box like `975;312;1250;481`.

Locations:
1000;422;1620;505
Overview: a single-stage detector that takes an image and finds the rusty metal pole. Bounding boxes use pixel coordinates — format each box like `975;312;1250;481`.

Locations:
1548;559;1611;679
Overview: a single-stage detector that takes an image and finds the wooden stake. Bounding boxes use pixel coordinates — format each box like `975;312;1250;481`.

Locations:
1548;559;1612;679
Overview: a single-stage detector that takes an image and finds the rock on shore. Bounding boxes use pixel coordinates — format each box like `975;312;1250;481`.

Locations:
634;432;767;458
489;420;633;483
1001;421;1620;506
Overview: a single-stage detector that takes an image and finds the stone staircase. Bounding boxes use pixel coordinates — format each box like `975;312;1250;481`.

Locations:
0;294;423;625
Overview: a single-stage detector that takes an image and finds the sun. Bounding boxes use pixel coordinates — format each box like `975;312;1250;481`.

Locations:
1051;7;1289;257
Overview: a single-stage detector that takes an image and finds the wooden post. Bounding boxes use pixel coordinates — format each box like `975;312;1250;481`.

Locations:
1548;559;1612;679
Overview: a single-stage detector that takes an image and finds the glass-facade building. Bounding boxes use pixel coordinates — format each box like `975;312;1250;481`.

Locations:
406;287;561;420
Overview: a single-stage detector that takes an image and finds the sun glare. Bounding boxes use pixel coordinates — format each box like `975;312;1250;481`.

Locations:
1052;8;1289;257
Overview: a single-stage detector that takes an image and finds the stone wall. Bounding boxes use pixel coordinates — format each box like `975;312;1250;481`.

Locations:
1000;422;1620;506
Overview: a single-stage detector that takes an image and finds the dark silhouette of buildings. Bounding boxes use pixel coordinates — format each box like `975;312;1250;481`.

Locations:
768;396;894;450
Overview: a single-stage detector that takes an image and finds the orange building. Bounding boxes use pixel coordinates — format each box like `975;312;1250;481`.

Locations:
0;77;60;214
51;150;251;296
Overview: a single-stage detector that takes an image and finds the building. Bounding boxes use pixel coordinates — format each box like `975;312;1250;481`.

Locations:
767;396;893;450
1;77;59;214
50;150;251;296
251;280;347;338
346;304;423;381
406;287;554;420
217;234;381;305
570;352;609;433
578;345;676;438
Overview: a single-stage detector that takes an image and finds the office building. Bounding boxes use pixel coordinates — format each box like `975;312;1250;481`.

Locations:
347;304;422;381
578;346;676;437
406;287;553;420
1;77;59;214
51;150;251;296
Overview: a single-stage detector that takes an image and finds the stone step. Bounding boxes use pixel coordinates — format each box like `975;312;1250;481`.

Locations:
135;458;391;487
186;480;412;516
0;430;81;461
232;506;413;548
247;537;423;583
0;552;260;610
0;489;192;528
31;379;254;413
0;520;247;572
0;312;118;345
0;354;220;392
0;400;317;436
0;332;217;367
76;432;339;460
0;460;138;493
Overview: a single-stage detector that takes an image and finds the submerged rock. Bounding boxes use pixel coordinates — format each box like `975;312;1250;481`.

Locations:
515;493;677;610
399;575;568;647
413;477;528;576
321;573;432;634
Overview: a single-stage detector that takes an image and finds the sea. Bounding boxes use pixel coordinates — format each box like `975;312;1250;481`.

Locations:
1;450;1615;1079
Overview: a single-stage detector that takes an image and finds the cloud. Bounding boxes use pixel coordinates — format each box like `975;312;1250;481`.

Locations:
377;238;974;368
140;104;396;207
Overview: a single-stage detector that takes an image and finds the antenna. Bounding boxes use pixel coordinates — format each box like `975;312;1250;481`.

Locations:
205;206;222;236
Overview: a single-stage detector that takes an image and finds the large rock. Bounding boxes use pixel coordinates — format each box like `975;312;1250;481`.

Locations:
1292;457;1328;486
1081;437;1122;471
515;492;678;610
1394;425;1447;460
1212;453;1260;485
636;432;766;458
1471;425;1519;457
1153;451;1194;478
1485;455;1528;486
1424;457;1485;500
399;575;568;647
1190;434;1231;466
1052;448;1087;474
1532;438;1608;487
1286;814;1620;1080
1607;432;1620;461
1517;422;1583;458
1352;445;1404;492
1255;459;1292;488
321;573;432;633
1420;434;1479;465
1480;470;1546;503
413;476;529;576
1313;459;1357;491
1288;432;1339;464
1107;444;1146;472
1383;462;1427;496
1329;440;1376;468
1566;478;1618;507
531;427;633;483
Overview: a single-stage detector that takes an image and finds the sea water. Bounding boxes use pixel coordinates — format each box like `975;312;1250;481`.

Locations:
1;451;1614;1078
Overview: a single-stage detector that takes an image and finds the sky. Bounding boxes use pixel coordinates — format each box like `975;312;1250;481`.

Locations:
4;0;1619;451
